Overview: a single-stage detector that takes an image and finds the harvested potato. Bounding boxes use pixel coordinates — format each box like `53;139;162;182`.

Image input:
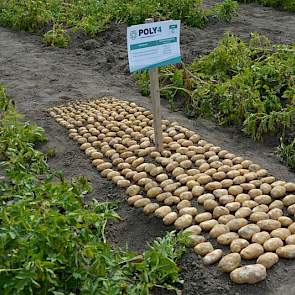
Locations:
240;243;264;259
257;220;281;231
179;191;193;201
221;179;234;188
200;220;219;231
252;231;270;245
268;208;283;220
242;200;258;209
227;218;248;231
217;232;239;245
154;206;172;218
174;186;188;197
235;193;250;203
289;223;295;234
194;242;214;256
248;189;262;199
254;195;272;205
218;214;235;224
226;202;241;212
278;216;293;227
260;183;272;194
230;238;249;253
252;204;269;213
283;194;295;207
270;186;286;199
164;196;180;205
219;195;235;205
285;183;295;193
117;179;131;188
209;224;230;238
203;199;219;211
163;183;179;193
177;200;191;210
126;185;141;196
195;212;212;223
257;252;279;269
263;237;283;252
198;175;212;185
228;186;243;196
276;245;295;258
230;264;266;284
163;212;178;225
192;186;205;197
134;198;151;208
238;224;260;240
179;207;198;216
156;192;172;202
268;200;284;210
143;203;160;215
205;181;222;191
288;204;295;215
97;162;113;172
235;207;252;218
127;195;143;205
186;235;206;247
213;206;230;218
249;212;269;223
147;187;162;198
286;234;295;245
270;228;291;240
218;253;241;272
203;249;223;265
174;214;193;230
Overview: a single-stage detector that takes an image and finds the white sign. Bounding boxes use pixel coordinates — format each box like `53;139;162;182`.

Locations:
127;20;181;72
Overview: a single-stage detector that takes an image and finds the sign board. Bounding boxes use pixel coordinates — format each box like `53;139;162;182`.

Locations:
127;20;181;72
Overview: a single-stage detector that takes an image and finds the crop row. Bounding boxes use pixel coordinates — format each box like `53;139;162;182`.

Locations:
135;33;295;170
238;0;295;12
0;0;238;47
0;85;186;294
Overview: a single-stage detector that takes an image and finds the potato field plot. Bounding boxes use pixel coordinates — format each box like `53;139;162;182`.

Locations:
48;97;295;284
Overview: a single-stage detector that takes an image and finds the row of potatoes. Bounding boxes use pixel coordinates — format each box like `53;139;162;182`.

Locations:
48;97;295;284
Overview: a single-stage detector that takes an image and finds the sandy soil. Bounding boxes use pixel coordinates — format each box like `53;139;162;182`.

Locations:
0;2;295;294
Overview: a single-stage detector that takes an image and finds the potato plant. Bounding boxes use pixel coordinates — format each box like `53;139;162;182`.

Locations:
238;0;295;12
0;85;186;294
49;96;295;284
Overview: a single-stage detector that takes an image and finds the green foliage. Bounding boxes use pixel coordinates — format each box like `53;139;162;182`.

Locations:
237;0;295;12
277;137;295;171
0;0;238;46
135;33;295;145
0;85;185;294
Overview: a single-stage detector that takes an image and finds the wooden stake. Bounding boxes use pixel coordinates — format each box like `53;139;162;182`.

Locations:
145;18;163;152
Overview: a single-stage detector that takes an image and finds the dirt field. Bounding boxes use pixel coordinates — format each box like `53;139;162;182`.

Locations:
0;2;295;295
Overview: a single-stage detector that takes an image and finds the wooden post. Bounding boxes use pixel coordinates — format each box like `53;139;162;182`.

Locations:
145;18;163;152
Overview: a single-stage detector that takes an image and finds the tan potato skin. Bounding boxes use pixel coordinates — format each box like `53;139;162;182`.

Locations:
230;264;266;284
256;252;279;269
263;238;283;252
230;238;249;253
217;232;239;245
203;249;223;265
276;245;295;258
240;243;264;259
194;242;214;256
218;253;241;272
174;214;193;230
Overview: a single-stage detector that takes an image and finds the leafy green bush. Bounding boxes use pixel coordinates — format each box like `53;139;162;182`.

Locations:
238;0;295;12
277;137;295;171
0;0;238;46
0;85;186;294
43;24;70;48
135;33;295;144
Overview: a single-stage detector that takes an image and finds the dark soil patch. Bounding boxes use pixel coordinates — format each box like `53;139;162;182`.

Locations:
0;2;295;295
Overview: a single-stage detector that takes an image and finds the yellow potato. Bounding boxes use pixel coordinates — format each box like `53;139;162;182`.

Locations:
249;212;269;222
257;220;281;231
163;183;179;193
254;195;272;205
198;194;216;206
147;187;162;198
134;198;151;208
242;200;258;209
218;253;241;272
288;204;295;215
240;243;264;260
213;206;230;218
174;214;193;230
97;162;112;172
133;172;148;183
177;200;191;210
256;252;279;269
270;186;286;199
156;192;172;202
276;245;295;258
235;207;251;218
209;224;230;238
225;202;241;212
230;264;266;284
260;183;272;194
194;212;212;223
248;189;262;199
286;234;295;245
221;179;234;188
283;194;295;207
213;188;228;198
289;223;295;234
263;237;283;252
203;249;223;265
268;208;283;220
226;218;248;231
143;203;160;215
194;242;214;256
278;216;293;227
251;231;270;245
205;181;223;191
219;195;235;205
228;185;243;196
217;232;239;245
192;186;205;197
163;212;178;225
252;204;269;213
198;175;212;185
126;185;141;196
127;195;143;206
164;196;180;205
200;220;219;231
235;193;250;203
218;214;235;224
154;206;172;218
269;200;284;210
238;224;260;240
117;179;131;188
285;182;295;193
230;238;249;253
179;207;198;216
185;235;206;247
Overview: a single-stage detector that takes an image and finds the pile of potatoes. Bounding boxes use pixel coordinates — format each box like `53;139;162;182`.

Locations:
48;97;295;285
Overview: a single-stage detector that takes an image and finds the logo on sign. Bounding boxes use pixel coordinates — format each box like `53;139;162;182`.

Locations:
138;26;162;37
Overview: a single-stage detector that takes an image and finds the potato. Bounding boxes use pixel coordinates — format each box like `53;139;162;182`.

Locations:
219;195;235;205
257;220;281;231
97;162;112;172
244;172;257;182
278;216;293;227
227;170;240;179
226;218;248;231
126;185;141;196
270;186;286;199
177;200;191;210
163;212;178;225
213;172;226;181
252;204;269;213
268;208;283;220
163;183;179;193
200;220;219;231
203;199;219;211
230;264;266;284
127;195;143;206
205;181;222;191
289;223;295;234
276;245;295;258
286;234;295;245
203;249;223;265
192;186;205;197
230;238;249;253
241;243;264;259
194;242;214;256
174;186;188;197
249;212;269;222
254;195;272;205
117;179;131;188
218;253;241;272
228;186;243;196
288;204;295;215
240;183;255;191
198;175;212;185
186;235;206;247
154;206;172;218
248;189;262;199
147;187;162;198
233;176;246;185
164;196;180;205
238;224;260;240
225;202;241;212
213;188;228;198
187;180;199;190
172;167;185;177
270;228;290;241
269;200;284;210
235;193;250;203
260;183;272;194
217;232;239;245
143;203;160;215
221;179;234;188
179;207;198;216
213;206;230;218
218;214;235;224
134;198;151;208
156;192;172;202
263;237;283;252
195;212;212;223
257;252;279;269
283;194;295;207
183;225;202;235
235;207;251;218
242;200;258;209
179;191;193;201
133;172;148;183
285;182;295;193
174;214;193;230
209;224;230;238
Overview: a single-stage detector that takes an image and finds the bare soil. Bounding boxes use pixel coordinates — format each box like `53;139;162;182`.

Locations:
0;2;295;295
